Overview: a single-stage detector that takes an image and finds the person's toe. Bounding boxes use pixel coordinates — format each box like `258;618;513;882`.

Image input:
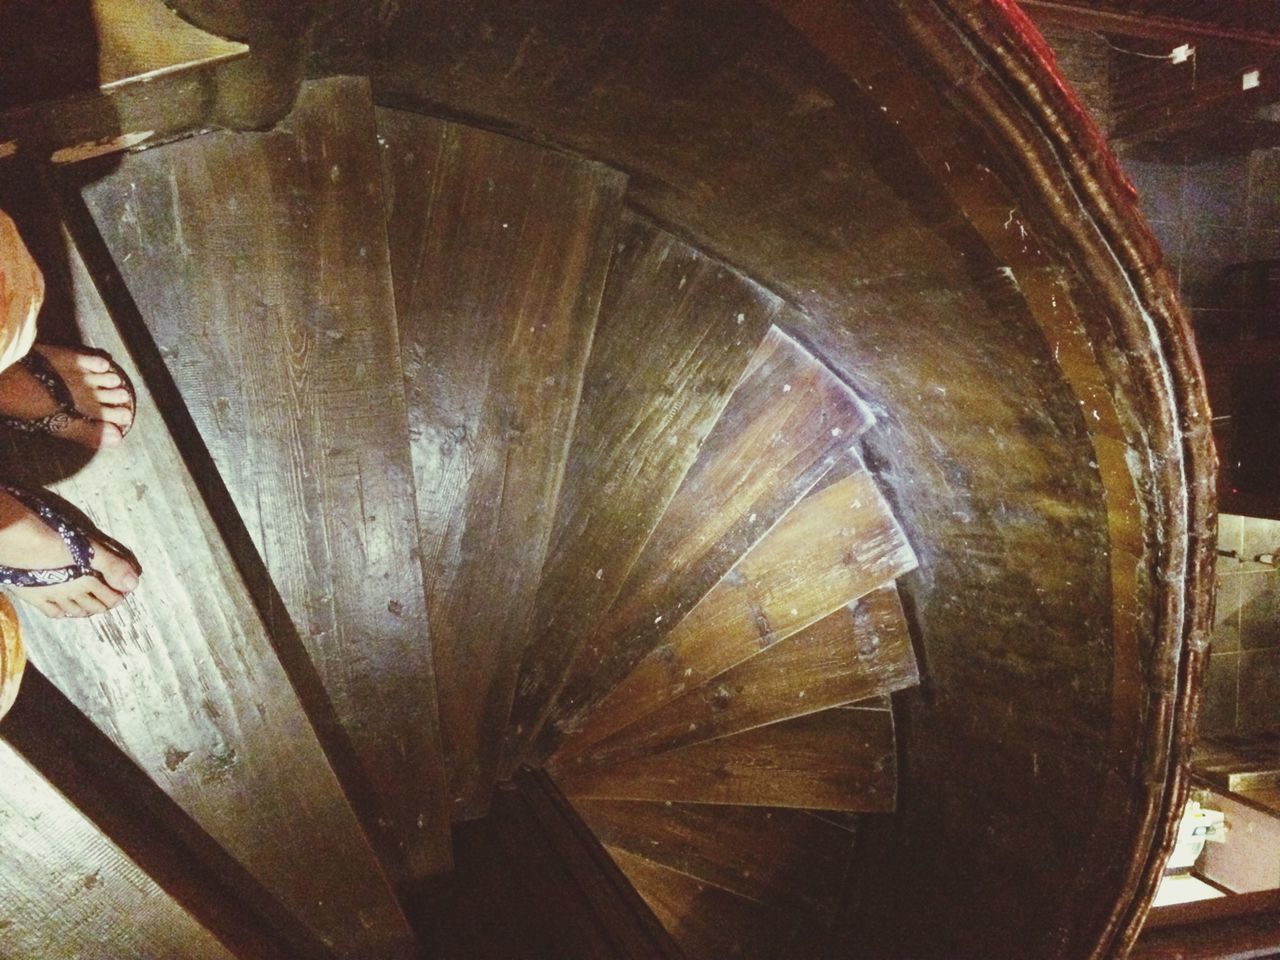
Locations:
87;581;125;611
92;386;131;407
86;371;123;390
74;592;108;617
71;351;111;374
93;549;140;594
58;418;120;449
98;405;133;431
36;598;64;618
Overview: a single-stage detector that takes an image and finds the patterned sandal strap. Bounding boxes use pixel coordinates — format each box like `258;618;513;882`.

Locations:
0;483;95;588
0;351;88;437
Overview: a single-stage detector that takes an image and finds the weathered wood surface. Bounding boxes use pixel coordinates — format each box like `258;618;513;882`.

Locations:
0;0;245;108
0;184;416;958
372;6;1218;955
498;214;780;774
607;846;797;960
534;324;874;761
94;0;248;89
560;706;897;812
377;107;626;820
574;798;856;916
557;586;916;773
3;669;332;960
81;78;452;886
0;740;236;960
563;456;917;756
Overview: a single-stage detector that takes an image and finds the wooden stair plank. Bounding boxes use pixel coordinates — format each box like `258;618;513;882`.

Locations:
559;707;897;812
573;798;856;917
3;668;335;960
562;455;917;755
94;0;249;89
0;186;416;958
533;323;875;762
80;78;452;885
606;846;797;960
0;0;246;108
556;585;917;774
0;741;237;960
0;0;250;166
376;107;626;820
496;214;781;777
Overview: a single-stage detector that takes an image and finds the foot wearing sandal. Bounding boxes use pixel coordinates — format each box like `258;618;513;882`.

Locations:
0;344;135;448
0;485;140;618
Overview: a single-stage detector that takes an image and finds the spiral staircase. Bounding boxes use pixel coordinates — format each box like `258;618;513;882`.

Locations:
0;3;1215;959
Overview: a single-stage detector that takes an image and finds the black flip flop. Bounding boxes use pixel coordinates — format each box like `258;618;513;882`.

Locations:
0;346;136;442
0;483;138;589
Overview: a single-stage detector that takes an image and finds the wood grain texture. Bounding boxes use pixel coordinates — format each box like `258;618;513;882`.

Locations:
535;324;874;761
606;846;796;960
376;107;626;820
574;798;856;916
563;456;917;755
81;78;452;884
1;188;416;957
3;668;332;960
0;0;246;111
557;586;917;773
95;0;248;89
498;213;781;776
0;741;236;960
559;707;897;812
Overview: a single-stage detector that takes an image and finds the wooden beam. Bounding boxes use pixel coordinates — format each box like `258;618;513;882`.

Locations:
1111;59;1280;144
1021;1;1280;52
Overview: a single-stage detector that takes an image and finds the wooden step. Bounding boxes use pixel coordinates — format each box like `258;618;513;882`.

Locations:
527;323;876;765
3;668;330;960
0;0;248;162
0;738;238;960
573;799;857;919
607;846;813;960
497;214;784;777
376;107;626;821
560;454;917;756
559;704;897;812
79;78;453;888
0;177;416;957
555;584;917;774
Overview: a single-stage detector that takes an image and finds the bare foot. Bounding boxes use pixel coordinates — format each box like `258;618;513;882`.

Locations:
0;489;140;618
0;344;134;448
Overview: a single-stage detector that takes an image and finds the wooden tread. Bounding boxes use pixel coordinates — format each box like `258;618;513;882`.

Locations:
2;176;415;958
0;739;236;960
607;846;815;960
559;704;897;812
80;77;453;888
498;215;785;777
0;0;245;110
555;584;917;774
376;106;627;821
574;799;857;918
560;453;917;757
530;323;876;765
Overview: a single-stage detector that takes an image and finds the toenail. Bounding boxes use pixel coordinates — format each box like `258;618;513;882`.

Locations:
122;571;140;591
